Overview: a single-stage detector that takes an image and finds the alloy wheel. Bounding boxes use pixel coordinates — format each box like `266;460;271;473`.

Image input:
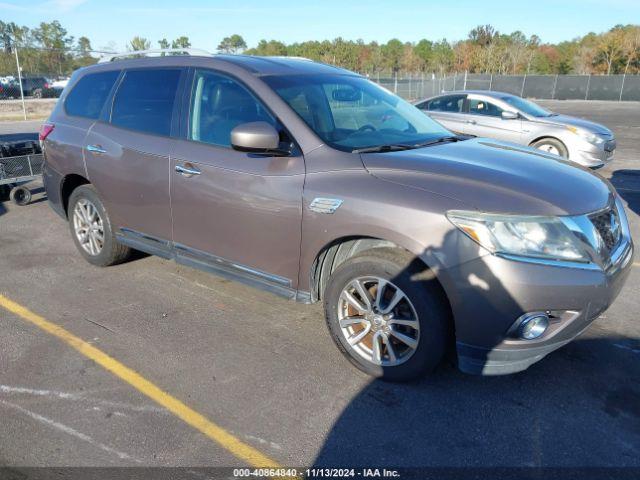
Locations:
73;198;104;256
536;143;560;155
337;276;420;367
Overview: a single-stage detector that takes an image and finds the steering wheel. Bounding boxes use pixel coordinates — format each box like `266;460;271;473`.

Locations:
357;124;377;132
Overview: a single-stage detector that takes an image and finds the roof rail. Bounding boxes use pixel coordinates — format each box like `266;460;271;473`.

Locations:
98;48;212;63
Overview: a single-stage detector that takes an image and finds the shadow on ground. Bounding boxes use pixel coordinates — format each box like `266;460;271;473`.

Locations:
314;228;639;468
313;336;640;467
610;169;640;215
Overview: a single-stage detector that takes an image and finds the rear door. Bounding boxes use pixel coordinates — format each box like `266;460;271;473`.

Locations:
416;94;466;134
84;67;184;256
169;68;305;294
464;95;522;143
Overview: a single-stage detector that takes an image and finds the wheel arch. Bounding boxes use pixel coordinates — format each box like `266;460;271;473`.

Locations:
308;235;452;313
60;173;90;217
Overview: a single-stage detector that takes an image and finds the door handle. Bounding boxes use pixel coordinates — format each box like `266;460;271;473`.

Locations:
466;120;477;125
175;163;201;177
86;144;106;154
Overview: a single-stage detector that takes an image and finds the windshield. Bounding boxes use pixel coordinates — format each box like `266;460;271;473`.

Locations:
263;74;451;152
502;96;553;118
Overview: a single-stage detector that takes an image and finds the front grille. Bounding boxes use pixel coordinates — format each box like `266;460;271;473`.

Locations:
589;206;622;255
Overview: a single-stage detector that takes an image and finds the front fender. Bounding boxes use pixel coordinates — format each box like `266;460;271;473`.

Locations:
298;169;481;297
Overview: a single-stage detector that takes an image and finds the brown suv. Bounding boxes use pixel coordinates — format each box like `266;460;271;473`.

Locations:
42;50;633;381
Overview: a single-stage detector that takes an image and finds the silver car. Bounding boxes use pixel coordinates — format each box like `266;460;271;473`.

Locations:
415;91;616;168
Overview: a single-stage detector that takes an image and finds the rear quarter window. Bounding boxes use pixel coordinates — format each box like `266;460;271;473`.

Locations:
65;70;120;119
110;69;181;137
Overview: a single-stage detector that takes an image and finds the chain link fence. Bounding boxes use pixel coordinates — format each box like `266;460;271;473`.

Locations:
373;72;640;102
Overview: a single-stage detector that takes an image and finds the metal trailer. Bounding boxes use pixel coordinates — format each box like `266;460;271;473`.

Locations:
0;151;44;206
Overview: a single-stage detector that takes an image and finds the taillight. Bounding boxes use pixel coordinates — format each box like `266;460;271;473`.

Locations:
39;123;55;142
44;83;50;89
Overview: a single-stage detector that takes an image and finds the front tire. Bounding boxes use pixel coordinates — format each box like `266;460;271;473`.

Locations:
323;248;450;382
68;185;131;266
531;137;568;158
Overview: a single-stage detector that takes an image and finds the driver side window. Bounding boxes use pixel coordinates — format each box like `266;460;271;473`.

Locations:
189;69;276;147
468;99;504;117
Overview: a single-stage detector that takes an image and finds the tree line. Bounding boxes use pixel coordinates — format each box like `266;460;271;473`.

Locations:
1;19;638;78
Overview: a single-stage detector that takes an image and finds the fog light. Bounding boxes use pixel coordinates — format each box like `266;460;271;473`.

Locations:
518;313;549;340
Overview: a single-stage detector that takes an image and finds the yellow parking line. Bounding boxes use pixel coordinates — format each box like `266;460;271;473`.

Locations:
0;294;280;468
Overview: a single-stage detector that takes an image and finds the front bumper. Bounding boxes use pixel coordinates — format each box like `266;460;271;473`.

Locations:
452;241;632;375
568;137;616;169
437;202;633;375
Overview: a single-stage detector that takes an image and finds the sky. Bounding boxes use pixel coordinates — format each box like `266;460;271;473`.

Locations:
1;0;639;52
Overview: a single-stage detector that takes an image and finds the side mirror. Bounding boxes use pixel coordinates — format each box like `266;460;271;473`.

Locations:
230;122;280;153
501;111;518;120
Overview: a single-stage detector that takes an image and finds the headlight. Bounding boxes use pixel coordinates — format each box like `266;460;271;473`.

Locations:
447;210;590;263
566;126;604;145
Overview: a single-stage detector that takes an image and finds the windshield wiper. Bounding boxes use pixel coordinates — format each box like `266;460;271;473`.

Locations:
353;136;464;154
353;144;417;154
409;136;463;148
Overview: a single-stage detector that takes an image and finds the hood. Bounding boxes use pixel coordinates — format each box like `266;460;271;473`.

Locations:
535;114;613;136
361;138;613;216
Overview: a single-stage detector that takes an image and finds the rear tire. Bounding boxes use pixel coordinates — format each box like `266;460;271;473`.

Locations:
68;185;131;267
531;137;568;158
323;248;450;382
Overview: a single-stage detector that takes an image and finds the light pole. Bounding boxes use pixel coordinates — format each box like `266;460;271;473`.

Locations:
14;45;27;121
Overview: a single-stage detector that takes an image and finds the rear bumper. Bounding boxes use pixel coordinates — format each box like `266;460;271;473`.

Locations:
42;161;66;219
441;238;634;376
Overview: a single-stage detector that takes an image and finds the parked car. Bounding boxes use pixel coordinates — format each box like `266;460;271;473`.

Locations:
18;76;61;98
415;91;616;169
41;51;633;381
49;78;69;97
0;78;18;99
19;76;49;97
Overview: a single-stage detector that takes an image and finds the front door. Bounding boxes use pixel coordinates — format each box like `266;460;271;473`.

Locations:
170;69;305;294
464;95;522;143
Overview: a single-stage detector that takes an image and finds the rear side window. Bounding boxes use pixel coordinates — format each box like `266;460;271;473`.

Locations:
111;69;181;136
426;95;465;113
65;71;120;119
